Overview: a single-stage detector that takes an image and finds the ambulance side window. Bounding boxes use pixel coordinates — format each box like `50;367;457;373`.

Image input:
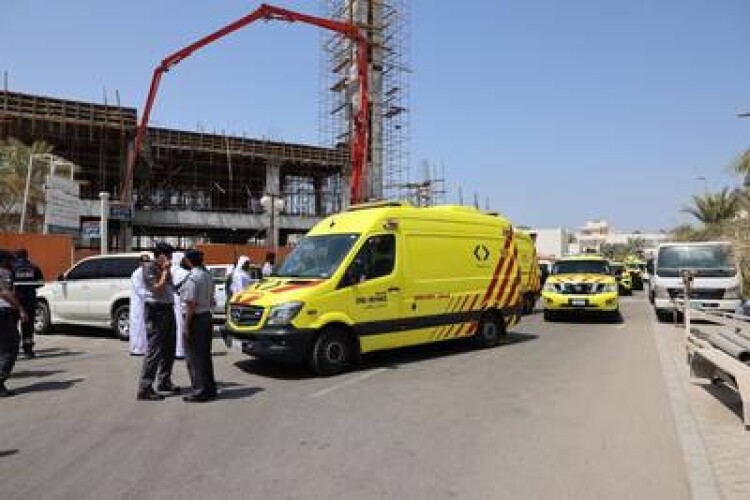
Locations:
345;234;395;285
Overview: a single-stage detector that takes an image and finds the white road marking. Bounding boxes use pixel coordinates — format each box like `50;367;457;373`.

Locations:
309;368;388;399
648;302;720;500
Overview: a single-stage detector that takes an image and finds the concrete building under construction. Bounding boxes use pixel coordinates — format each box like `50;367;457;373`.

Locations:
0;89;346;248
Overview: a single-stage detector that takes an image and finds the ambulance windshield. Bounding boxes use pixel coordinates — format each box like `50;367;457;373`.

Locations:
275;233;360;278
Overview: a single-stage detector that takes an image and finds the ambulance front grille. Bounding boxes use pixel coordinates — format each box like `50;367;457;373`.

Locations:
230;304;264;327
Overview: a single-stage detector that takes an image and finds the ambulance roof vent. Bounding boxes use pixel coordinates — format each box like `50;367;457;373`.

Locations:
347;200;413;212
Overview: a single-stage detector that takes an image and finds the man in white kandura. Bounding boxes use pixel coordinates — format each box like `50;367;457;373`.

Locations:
231;255;254;296
129;253;151;356
171;252;189;360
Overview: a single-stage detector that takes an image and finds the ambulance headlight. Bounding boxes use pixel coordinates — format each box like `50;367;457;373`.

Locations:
266;302;304;326
601;283;618;293
542;282;557;293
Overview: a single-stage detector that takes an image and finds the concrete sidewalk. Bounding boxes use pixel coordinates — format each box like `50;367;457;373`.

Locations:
651;305;750;499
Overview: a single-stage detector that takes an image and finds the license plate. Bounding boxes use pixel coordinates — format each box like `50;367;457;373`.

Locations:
570;299;588;307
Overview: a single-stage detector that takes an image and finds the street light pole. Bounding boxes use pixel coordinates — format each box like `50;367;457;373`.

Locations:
99;191;110;255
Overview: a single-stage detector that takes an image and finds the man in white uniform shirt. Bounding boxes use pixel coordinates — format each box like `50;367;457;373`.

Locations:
128;254;150;356
171;252;189;360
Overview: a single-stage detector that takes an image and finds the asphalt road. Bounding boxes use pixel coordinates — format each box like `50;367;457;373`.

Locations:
1;293;694;499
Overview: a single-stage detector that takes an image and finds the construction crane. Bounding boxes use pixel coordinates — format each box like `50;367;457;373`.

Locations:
121;3;370;205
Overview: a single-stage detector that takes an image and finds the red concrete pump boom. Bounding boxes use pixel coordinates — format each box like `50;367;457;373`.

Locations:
121;3;370;205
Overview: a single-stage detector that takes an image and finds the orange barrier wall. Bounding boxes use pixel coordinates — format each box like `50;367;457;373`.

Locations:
0;233;74;281
197;244;291;267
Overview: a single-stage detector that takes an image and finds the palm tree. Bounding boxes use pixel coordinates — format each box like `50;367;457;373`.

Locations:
682;187;739;226
0;138;55;232
731;150;750;187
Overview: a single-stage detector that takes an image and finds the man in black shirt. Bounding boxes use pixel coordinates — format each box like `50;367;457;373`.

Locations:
12;249;43;358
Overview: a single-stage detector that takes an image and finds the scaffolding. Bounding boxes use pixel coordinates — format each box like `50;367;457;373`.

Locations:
320;0;410;202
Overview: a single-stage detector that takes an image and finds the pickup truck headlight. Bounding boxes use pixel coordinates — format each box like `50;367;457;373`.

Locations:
724;286;741;300
542;282;557;293
266;302;304;326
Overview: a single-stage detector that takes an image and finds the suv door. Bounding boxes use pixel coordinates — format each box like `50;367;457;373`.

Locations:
55;258;101;321
89;257;139;322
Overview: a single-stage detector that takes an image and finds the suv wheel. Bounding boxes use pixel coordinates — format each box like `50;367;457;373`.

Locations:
112;303;130;340
35;301;51;334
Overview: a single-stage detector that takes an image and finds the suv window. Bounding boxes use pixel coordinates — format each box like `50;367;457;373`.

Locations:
66;259;101;280
99;257;140;279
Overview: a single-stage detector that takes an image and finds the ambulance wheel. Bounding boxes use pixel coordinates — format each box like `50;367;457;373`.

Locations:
34;300;51;335
473;311;504;349
112;302;130;341
310;328;352;376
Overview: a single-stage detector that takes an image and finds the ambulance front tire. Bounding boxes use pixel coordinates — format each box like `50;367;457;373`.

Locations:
309;327;354;376
473;311;505;349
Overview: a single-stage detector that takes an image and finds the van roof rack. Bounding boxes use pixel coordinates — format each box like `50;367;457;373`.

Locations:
347;200;412;212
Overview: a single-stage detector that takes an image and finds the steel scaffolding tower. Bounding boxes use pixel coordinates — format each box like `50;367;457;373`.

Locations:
320;0;410;202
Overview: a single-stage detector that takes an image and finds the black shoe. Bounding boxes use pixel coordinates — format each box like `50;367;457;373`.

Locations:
183;393;215;403
137;390;165;401
0;384;16;398
157;384;181;395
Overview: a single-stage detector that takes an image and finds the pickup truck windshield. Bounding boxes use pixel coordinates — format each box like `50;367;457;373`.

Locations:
656;244;736;277
275;233;359;279
552;260;610;275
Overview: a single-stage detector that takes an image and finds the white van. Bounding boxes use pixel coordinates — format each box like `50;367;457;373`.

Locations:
35;253;149;338
650;241;742;321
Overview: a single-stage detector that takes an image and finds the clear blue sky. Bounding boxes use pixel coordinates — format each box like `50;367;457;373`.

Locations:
3;0;750;230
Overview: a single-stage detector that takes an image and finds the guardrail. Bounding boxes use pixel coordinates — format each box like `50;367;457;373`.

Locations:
675;298;750;430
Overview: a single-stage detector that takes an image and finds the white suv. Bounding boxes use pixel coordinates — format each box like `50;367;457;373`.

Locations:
35;253;150;339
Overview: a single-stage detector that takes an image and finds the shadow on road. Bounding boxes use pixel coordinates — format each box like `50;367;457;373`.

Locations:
235;332;539;379
10;369;65;379
31;347;85;360
14;377;84;395
217;387;264;401
545;312;624;325
41;325;121;340
234;359;312;381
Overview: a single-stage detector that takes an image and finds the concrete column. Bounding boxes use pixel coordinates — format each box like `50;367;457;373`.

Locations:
313;176;324;216
99;191;110;255
264;162;281;248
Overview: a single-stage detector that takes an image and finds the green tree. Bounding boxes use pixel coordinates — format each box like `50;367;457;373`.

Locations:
682;187;739;225
0;138;56;232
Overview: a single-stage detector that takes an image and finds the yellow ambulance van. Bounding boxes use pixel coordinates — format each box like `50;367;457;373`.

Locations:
515;232;541;314
224;201;524;375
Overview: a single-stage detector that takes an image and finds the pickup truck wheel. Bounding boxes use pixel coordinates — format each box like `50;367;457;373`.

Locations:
310;328;352;376
112;303;130;341
34;301;51;334
473;311;504;348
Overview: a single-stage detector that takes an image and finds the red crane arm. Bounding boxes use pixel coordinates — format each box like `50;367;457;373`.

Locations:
121;3;370;204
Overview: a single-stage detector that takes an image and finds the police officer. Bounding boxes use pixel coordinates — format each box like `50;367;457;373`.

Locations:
12;249;43;358
137;242;180;401
0;250;28;397
180;249;217;403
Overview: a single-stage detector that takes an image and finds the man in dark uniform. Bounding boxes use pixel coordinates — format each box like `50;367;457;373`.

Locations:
180;249;217;403
0;250;28;397
137;242;180;401
12;249;44;358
